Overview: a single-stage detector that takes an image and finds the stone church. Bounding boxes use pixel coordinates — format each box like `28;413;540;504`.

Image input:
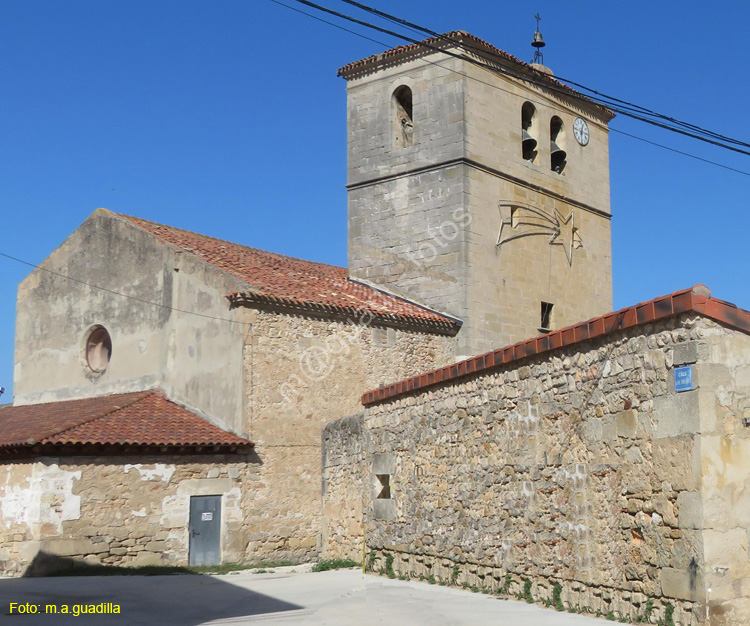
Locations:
1;30;747;626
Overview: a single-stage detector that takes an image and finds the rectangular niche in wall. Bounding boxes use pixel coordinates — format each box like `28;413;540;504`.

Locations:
372;453;396;520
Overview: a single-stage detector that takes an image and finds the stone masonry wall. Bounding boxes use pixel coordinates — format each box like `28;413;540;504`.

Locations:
0;454;259;575
323;314;750;625
695;326;750;625
321;413;369;562
346;51;613;358
238;306;456;564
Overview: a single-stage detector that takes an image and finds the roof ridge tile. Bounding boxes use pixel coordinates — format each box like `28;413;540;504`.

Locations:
337;30;613;118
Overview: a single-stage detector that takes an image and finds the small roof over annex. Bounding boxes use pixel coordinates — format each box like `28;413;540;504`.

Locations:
0;390;253;458
361;285;750;405
120;213;460;334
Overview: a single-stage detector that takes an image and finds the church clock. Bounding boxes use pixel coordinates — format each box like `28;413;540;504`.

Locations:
573;117;590;146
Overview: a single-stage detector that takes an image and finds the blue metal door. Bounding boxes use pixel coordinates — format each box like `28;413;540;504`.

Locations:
189;495;222;566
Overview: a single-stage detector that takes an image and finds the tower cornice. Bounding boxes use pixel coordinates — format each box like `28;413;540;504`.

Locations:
338;30;614;122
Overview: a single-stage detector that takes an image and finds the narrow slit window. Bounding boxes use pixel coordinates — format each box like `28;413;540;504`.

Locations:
540;302;554;332
393;86;413;148
376;474;391;499
521;102;537;162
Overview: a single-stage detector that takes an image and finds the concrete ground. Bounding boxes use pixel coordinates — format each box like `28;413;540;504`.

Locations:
0;567;614;625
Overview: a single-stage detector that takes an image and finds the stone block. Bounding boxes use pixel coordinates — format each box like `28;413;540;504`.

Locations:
625;446;644;464
704;528;748;566
601;416;617;442
653;437;699;491
161;515;186;529
736;366;750;389
134;551;163;566
374;499;396;521
677;491;703;530
673;342;699;366
18;541;41;562
42;538;96;557
372;453;395;475
177;478;232;496
288;536;317;549
696;363;731;389
660;566;704;602
616;409;638;438
654;393;700;438
652;495;678;527
583;418;602;443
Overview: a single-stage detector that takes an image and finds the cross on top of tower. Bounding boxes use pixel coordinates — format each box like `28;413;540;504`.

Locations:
531;13;546;65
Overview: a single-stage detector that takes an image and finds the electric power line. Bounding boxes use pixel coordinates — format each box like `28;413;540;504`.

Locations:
0;251;249;328
285;0;750;160
610;128;750;177
340;0;750;151
268;0;749;175
268;0;387;47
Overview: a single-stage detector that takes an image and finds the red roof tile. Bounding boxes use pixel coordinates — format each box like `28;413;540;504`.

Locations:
120;214;459;333
338;30;613;120
361;285;748;405
0;391;252;452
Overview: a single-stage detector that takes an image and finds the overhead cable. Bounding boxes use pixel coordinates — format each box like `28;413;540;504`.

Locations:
285;0;750;157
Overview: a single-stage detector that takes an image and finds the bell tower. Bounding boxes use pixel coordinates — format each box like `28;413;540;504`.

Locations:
340;31;614;357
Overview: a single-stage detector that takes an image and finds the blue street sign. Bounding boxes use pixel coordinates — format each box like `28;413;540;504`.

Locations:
674;366;694;392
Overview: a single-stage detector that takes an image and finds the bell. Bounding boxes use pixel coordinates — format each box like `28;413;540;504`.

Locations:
550;141;566;172
532;30;545;48
522;129;537;152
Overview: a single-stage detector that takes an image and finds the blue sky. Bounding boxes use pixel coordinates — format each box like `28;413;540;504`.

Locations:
1;1;748;399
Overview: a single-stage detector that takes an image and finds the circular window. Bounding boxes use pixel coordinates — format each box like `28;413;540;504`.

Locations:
85;326;112;373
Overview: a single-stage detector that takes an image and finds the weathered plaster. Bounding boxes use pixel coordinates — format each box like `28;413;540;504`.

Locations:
13;209;247;434
0;462;81;534
123;463;175;482
0;455;259;576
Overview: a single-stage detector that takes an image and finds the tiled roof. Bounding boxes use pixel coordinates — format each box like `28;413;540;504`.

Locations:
120;214;460;333
0;390;252;454
362;285;748;405
338;30;613;119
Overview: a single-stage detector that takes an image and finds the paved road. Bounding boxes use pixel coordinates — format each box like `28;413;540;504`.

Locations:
1;568;612;625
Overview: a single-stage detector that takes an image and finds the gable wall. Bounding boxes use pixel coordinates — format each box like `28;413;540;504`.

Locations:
13;210;246;433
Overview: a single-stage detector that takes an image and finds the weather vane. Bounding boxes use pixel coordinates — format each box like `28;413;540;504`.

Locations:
531;13;545;65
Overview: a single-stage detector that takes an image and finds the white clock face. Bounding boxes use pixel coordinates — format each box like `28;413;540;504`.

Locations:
573;117;589;146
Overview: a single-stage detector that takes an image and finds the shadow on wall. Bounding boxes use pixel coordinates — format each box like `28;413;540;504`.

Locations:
2;553;302;625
